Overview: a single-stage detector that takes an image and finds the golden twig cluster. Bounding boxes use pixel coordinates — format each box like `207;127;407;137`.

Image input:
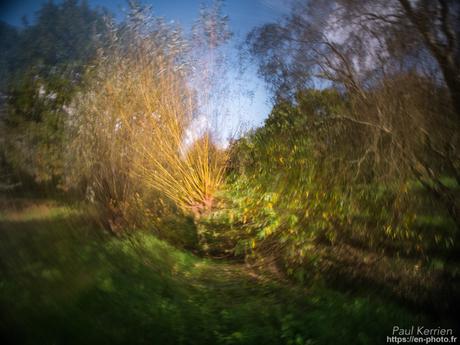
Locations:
69;47;228;217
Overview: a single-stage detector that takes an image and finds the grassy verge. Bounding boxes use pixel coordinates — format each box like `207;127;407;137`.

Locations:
0;200;433;345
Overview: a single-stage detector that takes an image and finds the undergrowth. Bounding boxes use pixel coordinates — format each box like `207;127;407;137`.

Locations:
0;201;429;345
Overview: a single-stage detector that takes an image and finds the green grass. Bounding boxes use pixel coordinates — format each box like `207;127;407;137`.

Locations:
0;201;425;344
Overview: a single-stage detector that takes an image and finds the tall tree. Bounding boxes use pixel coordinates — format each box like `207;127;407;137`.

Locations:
2;0;109;186
246;0;460;228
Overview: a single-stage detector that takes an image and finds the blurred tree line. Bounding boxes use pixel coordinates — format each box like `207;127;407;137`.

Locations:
0;0;109;189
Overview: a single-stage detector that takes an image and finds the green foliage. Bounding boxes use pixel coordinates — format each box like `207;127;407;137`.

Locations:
0;21;19;92
13;0;108;75
205;91;349;269
1;0;108;187
213;89;459;284
3;67;77;184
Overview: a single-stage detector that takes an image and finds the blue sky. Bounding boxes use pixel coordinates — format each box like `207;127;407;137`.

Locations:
0;0;292;135
0;0;290;29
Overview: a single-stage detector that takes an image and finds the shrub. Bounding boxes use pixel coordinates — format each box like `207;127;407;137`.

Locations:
65;3;230;234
